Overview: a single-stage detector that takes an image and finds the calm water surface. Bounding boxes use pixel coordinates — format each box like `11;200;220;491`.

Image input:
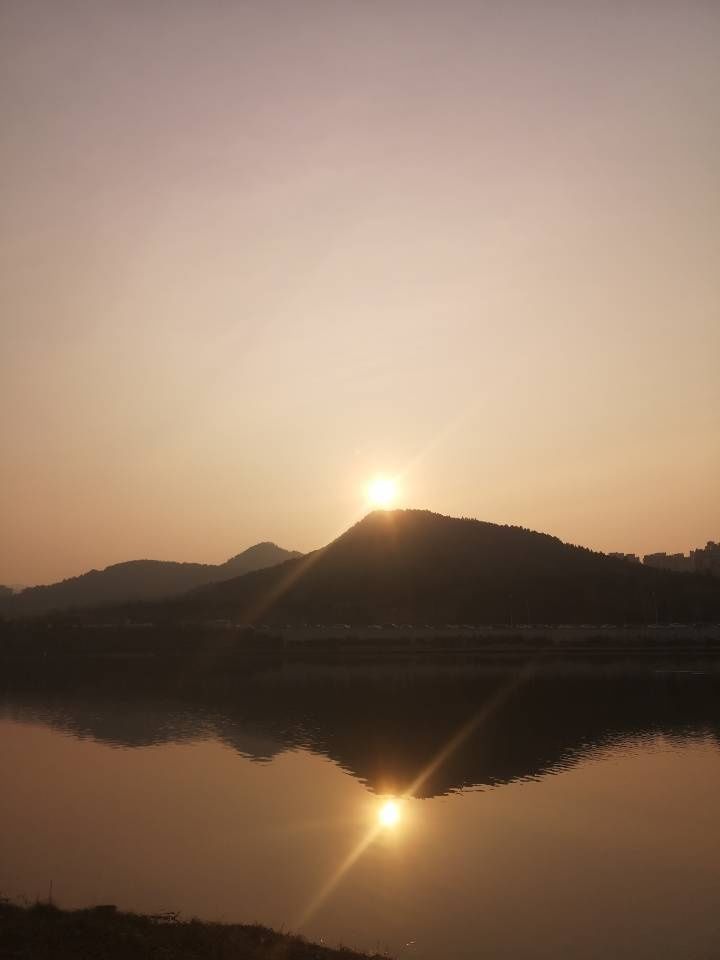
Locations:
2;656;720;959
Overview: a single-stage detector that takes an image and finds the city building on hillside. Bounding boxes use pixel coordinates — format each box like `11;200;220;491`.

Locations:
609;552;640;563
642;552;693;573
691;541;720;577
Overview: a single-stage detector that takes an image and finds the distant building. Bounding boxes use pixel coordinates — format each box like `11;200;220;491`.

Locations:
609;552;640;563
642;552;693;573
691;541;720;577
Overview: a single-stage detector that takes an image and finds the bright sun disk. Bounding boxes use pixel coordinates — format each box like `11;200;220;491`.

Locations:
378;799;401;828
368;476;397;508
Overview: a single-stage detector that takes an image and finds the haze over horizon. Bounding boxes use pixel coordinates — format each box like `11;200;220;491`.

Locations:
3;0;719;586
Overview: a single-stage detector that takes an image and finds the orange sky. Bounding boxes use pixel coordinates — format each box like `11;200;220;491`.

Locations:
2;0;719;585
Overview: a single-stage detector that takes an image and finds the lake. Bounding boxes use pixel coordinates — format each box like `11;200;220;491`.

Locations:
2;654;720;959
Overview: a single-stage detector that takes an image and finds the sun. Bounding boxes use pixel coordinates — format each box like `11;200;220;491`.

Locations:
367;476;397;509
378;799;401;828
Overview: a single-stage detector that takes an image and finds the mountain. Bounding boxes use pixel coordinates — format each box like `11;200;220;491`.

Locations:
215;542;302;579
3;543;301;618
112;510;720;625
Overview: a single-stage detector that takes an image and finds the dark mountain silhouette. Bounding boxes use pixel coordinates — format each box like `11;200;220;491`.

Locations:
4;542;301;617
118;509;720;625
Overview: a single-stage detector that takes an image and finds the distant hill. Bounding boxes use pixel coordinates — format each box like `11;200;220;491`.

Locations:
3;543;301;618
108;510;720;625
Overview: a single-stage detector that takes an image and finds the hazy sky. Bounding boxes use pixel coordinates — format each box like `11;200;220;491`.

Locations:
2;0;719;585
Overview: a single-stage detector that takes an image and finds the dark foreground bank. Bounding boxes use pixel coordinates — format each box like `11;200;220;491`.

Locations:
0;902;390;960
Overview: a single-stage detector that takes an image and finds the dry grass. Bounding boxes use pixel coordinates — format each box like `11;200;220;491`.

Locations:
0;900;391;960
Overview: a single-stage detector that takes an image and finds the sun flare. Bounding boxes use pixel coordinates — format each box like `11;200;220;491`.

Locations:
367;476;397;509
378;799;401;828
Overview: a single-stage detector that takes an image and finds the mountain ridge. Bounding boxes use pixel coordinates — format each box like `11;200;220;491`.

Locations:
3;542;302;617
99;509;720;626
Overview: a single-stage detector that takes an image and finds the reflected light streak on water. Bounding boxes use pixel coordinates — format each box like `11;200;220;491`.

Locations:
296;659;539;929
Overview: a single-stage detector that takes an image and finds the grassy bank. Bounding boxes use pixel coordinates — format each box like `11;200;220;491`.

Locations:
0;901;390;959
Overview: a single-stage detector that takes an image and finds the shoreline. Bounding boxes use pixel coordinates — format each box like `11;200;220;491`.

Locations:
0;900;390;960
3;619;720;662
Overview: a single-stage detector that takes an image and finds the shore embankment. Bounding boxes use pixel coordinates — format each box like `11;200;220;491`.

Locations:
2;620;720;660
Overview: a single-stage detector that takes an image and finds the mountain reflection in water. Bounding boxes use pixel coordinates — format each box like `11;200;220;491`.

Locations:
3;655;720;797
